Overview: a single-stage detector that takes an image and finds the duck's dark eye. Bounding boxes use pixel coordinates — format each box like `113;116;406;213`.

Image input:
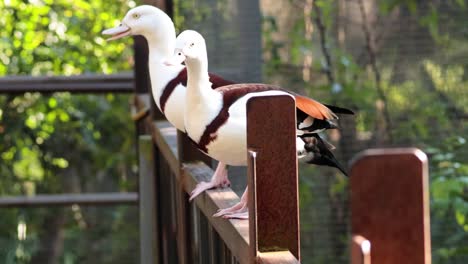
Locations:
190;43;195;47
178;52;181;56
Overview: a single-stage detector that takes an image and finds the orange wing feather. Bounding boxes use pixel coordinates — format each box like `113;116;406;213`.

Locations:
294;94;338;120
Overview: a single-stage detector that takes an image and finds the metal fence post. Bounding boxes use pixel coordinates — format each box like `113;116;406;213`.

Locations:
350;148;431;264
246;95;300;263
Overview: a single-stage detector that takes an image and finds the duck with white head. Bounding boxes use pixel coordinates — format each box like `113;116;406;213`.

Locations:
167;30;351;219
103;5;236;200
102;6;235;130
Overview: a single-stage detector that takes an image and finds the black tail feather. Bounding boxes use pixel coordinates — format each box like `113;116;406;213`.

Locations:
300;119;338;134
322;153;348;177
324;104;355;115
301;134;348;177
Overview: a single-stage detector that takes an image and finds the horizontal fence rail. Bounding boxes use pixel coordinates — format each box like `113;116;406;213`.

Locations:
0;192;138;207
134;92;301;264
135;87;433;264
134;94;250;263
0;73;134;94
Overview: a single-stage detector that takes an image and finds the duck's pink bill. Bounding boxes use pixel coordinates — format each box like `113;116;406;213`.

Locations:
102;24;131;41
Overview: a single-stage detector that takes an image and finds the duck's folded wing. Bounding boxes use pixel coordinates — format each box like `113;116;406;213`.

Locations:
208;73;235;88
216;84;338;122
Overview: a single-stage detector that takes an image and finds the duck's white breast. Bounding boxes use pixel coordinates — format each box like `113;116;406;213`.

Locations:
148;59;186;131
164;84;187;131
184;91;223;142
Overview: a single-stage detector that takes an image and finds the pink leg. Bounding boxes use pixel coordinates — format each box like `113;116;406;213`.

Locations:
189;162;230;201
213;187;249;220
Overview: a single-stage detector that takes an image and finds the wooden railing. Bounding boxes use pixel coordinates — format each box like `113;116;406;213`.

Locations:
0;72;433;263
0;75;433;264
0;76;139;210
130;11;432;259
134;93;432;264
0;1;432;261
133;93;301;263
0;73;133;93
0;71;433;263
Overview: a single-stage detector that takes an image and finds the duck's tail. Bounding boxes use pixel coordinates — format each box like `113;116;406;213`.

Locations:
296;134;348;177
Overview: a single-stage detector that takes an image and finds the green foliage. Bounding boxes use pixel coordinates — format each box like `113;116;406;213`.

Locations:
0;0;133;76
262;15;284;73
263;0;468;263
173;0;230;33
0;0;138;263
427;136;468;263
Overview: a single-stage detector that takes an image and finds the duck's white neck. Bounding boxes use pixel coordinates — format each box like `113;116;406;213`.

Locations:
143;27;184;109
145;31;175;61
185;57;215;100
184;55;223;143
185;55;222;111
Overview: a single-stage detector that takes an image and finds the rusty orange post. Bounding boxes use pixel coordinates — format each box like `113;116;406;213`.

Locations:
246;95;300;262
350;148;431;264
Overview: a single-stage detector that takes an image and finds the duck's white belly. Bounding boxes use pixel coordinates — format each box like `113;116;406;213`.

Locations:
164;84;186;131
205;90;289;166
206;117;247;165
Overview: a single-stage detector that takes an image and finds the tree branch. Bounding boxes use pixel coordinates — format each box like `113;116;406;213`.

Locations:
312;1;335;84
357;0;394;143
421;69;468;122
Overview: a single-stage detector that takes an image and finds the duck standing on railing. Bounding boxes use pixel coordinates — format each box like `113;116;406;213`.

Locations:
102;5;353;210
164;30;350;219
102;5;234;132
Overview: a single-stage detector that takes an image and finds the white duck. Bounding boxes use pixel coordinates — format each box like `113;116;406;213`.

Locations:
103;6;352;204
102;5;234;131
102;5;234;192
166;30;349;219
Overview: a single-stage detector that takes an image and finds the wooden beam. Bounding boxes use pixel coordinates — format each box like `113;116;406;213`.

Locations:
178;131;212;167
182;163;250;264
134;96;178;172
138;135;160;264
133;35;150;95
0;73;133;94
143;0;168;11
0;193;138;207
175;130;211;264
152;120;179;174
350;148;431;264
134;93;250;262
246;95;300;262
